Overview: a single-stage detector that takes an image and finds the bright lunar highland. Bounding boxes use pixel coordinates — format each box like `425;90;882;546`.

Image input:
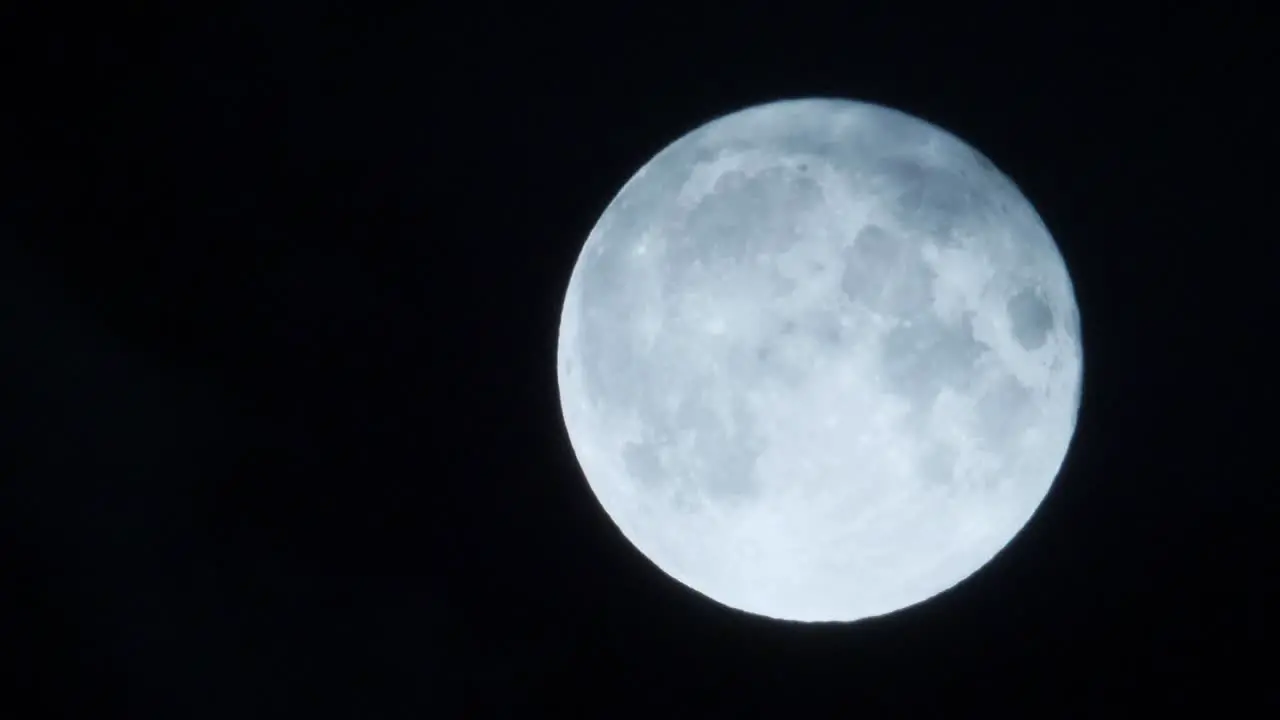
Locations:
556;98;1082;623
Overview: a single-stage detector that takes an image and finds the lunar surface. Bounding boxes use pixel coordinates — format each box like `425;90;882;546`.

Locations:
556;98;1082;623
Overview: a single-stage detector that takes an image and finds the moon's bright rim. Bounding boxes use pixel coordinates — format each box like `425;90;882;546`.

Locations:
557;98;1082;623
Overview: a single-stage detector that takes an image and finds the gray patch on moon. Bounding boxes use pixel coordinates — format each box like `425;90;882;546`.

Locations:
839;225;935;316
622;440;667;489
973;373;1036;448
1006;287;1054;350
880;158;979;243
688;400;764;495
626;388;768;503
917;443;959;487
735;312;843;391
879;312;987;410
666;165;824;282
608;380;771;503
840;225;897;300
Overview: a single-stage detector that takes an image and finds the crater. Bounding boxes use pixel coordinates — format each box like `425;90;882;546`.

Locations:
1006;287;1054;350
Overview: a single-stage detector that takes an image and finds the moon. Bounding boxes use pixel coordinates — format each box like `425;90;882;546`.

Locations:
556;98;1083;623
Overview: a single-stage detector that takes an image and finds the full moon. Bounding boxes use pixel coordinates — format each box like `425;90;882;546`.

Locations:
556;98;1082;623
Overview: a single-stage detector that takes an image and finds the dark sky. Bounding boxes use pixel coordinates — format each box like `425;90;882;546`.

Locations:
2;3;1272;717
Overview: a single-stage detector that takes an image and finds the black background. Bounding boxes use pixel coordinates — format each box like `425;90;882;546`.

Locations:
2;3;1273;717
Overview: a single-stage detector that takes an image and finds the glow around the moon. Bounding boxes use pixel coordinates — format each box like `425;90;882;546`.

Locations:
556;98;1082;623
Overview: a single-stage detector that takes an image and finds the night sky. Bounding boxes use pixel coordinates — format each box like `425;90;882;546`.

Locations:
2;4;1272;716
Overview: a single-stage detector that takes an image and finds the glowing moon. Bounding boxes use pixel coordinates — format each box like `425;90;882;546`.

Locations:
556;98;1082;623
